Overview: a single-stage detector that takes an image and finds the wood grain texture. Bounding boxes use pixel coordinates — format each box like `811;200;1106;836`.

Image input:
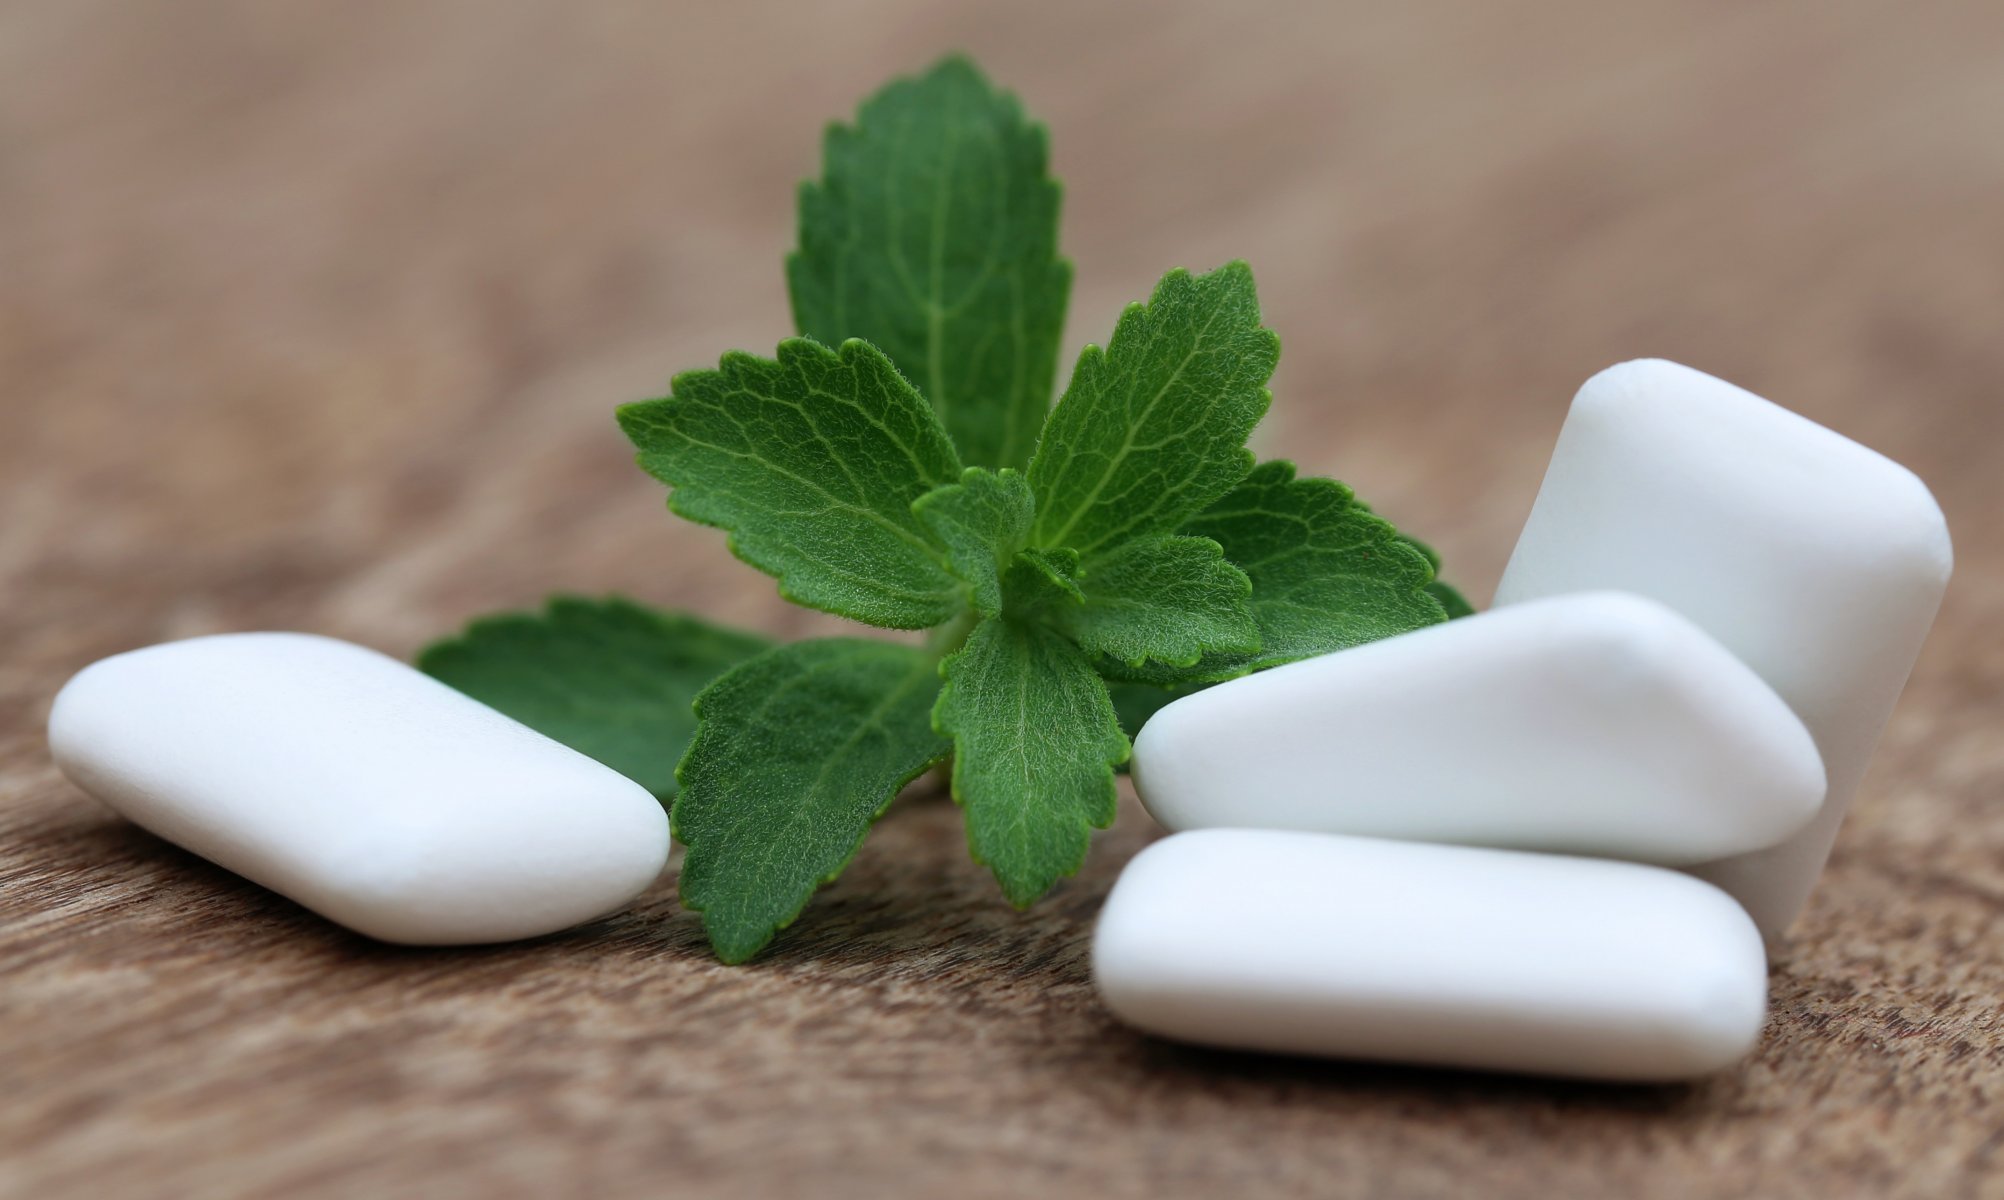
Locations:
3;2;2001;1196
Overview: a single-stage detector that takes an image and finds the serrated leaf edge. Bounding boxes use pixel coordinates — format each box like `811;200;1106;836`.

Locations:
670;641;949;963
615;337;965;631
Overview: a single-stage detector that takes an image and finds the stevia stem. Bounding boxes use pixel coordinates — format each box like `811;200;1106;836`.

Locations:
925;607;980;661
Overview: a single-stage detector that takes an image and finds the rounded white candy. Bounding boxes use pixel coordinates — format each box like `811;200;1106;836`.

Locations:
48;633;670;944
1131;591;1826;867
1093;829;1769;1081
1496;359;1952;938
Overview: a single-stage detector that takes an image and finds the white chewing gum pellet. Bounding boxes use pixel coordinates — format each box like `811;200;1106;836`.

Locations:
48;633;670;945
1093;830;1769;1081
1495;360;1952;940
1130;592;1825;867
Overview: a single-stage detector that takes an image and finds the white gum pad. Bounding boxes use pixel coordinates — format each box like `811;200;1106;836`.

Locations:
1092;829;1769;1081
1494;359;1951;939
1131;591;1826;867
49;633;671;944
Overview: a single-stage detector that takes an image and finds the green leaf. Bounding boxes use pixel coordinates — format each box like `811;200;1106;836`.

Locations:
1104;461;1447;684
1048;535;1256;668
1000;546;1084;616
933;618;1129;906
675;638;950;963
1426;579;1475;618
1398;534;1476;618
418;596;769;801
789;55;1070;471
1026;262;1279;560
911;467;1034;618
1105;680;1202;743
618;338;965;630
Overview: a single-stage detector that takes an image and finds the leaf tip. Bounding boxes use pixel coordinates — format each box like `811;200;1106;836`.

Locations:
706;925;771;966
927;51;986;82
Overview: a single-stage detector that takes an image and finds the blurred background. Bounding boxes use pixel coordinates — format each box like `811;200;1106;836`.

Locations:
8;0;2000;656
3;2;2000;1197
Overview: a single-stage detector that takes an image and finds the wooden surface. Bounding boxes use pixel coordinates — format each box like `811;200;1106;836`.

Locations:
4;2;2002;1196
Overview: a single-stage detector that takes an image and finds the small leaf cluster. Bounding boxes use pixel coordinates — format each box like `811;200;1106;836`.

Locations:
423;57;1462;963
